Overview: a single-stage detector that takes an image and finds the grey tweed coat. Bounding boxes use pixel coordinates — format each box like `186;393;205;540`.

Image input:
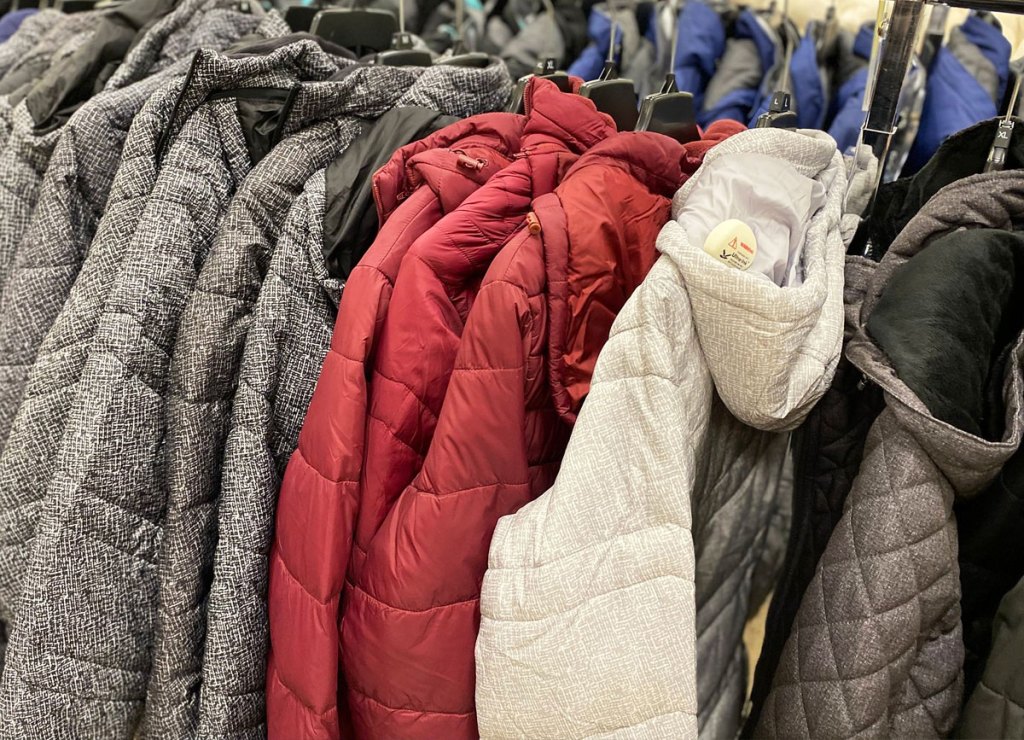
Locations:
0;0;270;457
755;171;1024;738
0;39;356;739
147;62;509;739
201;169;339;739
0;10;60;82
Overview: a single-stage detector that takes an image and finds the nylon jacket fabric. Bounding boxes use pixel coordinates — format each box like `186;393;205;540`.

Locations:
150;63;508;740
0;6;283;646
0;0;268;459
960;574;1024;738
699;10;778;126
477;127;846;740
267;112;525;740
827;23;872;154
749;26;826;129
334;80;614;739
0;40;358;739
904;14;1011;175
673;0;724;111
365;125;733;740
754;170;1024;739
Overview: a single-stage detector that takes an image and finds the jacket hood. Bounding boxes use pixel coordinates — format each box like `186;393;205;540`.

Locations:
847;170;1024;494
658;128;846;432
322;106;458;279
866;116;1024;258
541;122;745;422
372;111;526;222
522;76;615;152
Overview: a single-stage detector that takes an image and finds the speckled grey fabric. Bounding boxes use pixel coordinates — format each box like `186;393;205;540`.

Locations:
0;7;284;638
755;170;1024;739
199;170;337;740
0;10;61;82
147;61;510;740
0;39;355;739
0;0;272;457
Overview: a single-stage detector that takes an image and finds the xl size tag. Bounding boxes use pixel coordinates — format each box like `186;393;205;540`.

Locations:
702;219;757;271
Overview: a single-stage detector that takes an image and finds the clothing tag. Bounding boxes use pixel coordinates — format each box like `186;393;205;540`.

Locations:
702;219;757;271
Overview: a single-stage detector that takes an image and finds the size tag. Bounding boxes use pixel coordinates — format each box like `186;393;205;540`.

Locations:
702;219;757;271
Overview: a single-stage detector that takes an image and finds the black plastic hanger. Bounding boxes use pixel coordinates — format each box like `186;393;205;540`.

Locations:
506;58;574;113
635;3;698;143
286;5;321;33
310;7;398;56
579;11;638;132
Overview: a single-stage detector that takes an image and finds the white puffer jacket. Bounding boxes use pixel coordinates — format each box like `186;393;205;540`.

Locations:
475;129;847;739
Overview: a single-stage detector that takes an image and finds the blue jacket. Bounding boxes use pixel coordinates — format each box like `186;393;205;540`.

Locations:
905;13;1011;174
0;9;37;45
699;9;778;126
827;23;873;154
748;24;825;129
673;0;724;110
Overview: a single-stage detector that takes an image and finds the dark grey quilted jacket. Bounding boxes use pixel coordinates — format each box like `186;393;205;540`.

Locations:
755;171;1024;738
0;39;362;739
0;0;271;458
148;63;509;739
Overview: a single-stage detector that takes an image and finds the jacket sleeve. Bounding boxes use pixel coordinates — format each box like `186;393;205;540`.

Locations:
342;276;534;735
754;408;963;739
476;271;705;739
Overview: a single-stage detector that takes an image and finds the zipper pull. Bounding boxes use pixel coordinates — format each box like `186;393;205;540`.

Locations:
455;152;487;170
525;212;542;235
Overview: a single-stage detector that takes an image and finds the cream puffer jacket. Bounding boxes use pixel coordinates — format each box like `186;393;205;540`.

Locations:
475;128;848;739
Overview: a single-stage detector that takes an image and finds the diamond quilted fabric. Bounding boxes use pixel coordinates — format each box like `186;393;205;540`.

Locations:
476;128;848;739
754;169;1024;739
0;0;272;458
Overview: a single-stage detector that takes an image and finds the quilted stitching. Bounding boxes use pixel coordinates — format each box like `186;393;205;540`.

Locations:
754;170;1024;739
154;61;511;739
477;129;848;740
0;6;280;640
0;39;349;738
199;170;339;738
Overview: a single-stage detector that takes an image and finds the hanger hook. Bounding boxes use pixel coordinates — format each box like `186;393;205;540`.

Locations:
668;0;681;78
605;0;620;65
1006;68;1023;122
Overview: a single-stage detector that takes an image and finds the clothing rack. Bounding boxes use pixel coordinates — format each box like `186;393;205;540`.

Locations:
860;0;1024;189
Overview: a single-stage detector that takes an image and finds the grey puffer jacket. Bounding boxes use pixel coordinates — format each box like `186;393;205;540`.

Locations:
0;39;357;739
755;170;1024;738
149;65;508;738
0;0;271;458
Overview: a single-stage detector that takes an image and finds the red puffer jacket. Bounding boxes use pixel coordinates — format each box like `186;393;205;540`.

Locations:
341;79;616;738
343;122;744;738
266;113;526;740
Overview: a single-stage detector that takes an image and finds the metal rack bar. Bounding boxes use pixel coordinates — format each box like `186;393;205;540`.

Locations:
927;0;1024;12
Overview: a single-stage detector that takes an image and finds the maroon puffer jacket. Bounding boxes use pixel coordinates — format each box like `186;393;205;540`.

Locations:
266;113;526;740
344;123;742;739
341;80;617;738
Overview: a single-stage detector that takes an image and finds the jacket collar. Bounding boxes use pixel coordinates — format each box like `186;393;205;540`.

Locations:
521;76;617;154
372;111;526;222
660;127;846;432
847;170;1024;493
